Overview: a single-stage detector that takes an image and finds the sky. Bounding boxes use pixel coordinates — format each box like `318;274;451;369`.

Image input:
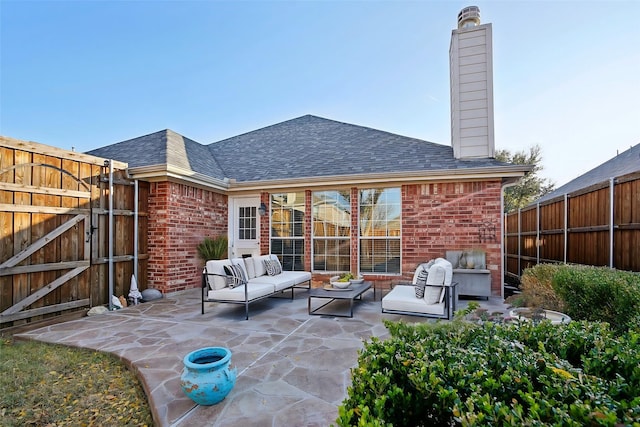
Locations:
1;0;638;188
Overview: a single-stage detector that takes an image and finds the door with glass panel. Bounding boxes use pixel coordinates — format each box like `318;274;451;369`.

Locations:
229;197;260;258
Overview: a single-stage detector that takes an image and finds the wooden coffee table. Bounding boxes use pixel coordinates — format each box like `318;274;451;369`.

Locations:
308;281;372;318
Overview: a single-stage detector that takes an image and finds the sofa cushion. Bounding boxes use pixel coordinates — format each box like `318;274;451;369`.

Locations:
382;285;445;316
277;271;311;286
252;255;272;277
205;259;233;290
208;282;274;302
250;275;294;292
244;257;257;279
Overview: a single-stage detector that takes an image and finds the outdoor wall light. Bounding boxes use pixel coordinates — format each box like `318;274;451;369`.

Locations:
258;202;267;216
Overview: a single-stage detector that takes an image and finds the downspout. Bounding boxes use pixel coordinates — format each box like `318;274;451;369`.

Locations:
107;160;114;310
609;177;615;268
134;179;139;282
536;202;540;265
501;181;519;300
563;193;568;264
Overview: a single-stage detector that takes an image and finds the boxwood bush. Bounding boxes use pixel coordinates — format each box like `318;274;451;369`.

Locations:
337;320;640;426
552;265;640;332
518;264;640;332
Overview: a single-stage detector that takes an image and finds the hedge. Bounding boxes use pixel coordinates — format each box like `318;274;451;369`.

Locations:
337;320;640;426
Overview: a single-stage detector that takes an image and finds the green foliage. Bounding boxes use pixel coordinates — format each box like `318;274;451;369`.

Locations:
552;265;640;333
519;263;567;311
0;339;152;426
197;235;228;260
337;320;640;426
518;264;640;333
495;144;555;212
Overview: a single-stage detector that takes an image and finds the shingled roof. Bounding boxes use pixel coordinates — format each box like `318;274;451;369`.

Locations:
88;115;520;184
87;129;225;178
537;143;640;203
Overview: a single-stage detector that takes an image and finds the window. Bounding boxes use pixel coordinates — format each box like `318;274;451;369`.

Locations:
312;190;351;271
359;188;401;273
270;192;305;270
238;206;257;240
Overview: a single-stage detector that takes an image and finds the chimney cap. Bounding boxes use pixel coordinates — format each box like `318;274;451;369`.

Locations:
458;6;481;29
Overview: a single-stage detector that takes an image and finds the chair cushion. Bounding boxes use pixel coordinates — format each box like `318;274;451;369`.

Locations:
382;285;445;316
424;285;443;304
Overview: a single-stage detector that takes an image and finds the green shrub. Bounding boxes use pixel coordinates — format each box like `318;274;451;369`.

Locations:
552;265;640;332
337;320;640;426
196;235;228;260
519;263;566;311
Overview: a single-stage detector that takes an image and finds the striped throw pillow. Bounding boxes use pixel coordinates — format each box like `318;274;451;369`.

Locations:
414;269;428;298
224;263;246;288
263;259;282;276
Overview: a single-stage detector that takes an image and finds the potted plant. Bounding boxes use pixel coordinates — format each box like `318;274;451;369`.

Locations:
197;235;228;261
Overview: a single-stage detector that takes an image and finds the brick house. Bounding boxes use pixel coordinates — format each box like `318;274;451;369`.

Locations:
87;7;530;297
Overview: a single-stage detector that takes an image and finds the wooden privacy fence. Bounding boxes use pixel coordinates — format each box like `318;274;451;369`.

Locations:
0;136;149;328
505;172;640;278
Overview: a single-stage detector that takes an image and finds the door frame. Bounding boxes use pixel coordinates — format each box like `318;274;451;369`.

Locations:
228;195;262;258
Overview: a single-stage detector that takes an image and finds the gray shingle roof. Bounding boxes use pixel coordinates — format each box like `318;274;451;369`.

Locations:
537;143;640;203
87;129;225;178
86;115;516;183
208;115;511;182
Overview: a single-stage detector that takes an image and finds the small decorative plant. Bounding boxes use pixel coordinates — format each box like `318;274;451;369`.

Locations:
197;235;228;261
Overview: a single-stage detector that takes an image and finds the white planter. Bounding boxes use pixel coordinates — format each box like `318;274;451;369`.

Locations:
509;308;571;325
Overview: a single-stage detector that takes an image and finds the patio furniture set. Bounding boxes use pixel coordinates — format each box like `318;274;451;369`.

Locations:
201;254;480;320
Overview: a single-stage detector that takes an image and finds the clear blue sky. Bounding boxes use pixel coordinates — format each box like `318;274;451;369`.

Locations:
1;0;638;187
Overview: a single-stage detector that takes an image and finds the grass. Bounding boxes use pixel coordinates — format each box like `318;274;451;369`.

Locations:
0;338;153;426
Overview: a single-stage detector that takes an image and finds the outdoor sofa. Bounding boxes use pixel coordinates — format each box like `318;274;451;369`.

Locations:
202;254;311;319
381;258;457;319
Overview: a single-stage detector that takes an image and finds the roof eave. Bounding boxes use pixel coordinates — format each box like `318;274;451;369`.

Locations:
227;165;532;191
127;164;229;191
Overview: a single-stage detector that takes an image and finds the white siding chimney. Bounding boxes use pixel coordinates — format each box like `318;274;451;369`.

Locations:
450;6;495;159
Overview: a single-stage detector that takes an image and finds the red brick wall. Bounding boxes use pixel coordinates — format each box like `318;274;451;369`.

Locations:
148;182;227;293
402;181;503;295
259;183;503;293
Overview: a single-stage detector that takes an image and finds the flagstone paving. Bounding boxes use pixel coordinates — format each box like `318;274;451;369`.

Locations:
15;288;510;427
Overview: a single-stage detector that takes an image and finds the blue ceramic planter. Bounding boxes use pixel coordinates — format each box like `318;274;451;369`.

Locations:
180;347;237;405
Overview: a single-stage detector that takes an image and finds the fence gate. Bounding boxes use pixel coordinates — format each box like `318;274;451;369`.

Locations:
0;136;147;328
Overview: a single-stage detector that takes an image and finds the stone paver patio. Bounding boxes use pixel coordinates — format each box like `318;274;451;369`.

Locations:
15;288;510;427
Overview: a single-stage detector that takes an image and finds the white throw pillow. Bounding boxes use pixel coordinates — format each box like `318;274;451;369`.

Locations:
424;286;442;304
205;260;232;290
252;255;271;277
434;258;453;285
426;265;446;286
244;257;256;279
